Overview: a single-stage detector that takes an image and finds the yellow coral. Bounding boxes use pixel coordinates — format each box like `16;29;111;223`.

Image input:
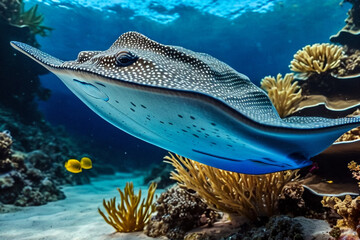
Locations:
165;153;298;221
290;43;343;75
261;73;302;117
322;195;360;230
98;182;157;232
347;160;360;188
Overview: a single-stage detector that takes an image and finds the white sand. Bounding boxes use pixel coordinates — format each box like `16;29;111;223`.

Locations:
0;173;165;240
0;173;332;240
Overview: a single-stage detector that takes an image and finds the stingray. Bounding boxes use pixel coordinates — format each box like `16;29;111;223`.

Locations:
10;32;360;174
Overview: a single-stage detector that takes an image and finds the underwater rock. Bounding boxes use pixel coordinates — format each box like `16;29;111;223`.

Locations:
144;185;219;239
27;150;52;171
330;0;360;49
144;162;175;189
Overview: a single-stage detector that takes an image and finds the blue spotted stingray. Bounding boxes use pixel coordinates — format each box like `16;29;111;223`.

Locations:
10;32;360;174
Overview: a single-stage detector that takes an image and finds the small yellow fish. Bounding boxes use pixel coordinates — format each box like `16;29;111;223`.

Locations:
65;159;82;173
326;180;333;184
80;157;92;169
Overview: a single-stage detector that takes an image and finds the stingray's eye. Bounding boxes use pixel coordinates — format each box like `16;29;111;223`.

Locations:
115;51;138;67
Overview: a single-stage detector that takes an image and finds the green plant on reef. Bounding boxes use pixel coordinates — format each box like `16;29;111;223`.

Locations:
0;0;52;37
98;182;157;232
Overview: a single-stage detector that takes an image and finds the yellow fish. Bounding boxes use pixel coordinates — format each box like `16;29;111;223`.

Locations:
326;180;333;184
80;157;92;169
65;159;82;173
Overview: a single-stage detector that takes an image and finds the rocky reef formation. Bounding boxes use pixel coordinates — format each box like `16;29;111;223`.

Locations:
224;215;304;240
144;162;175;189
330;0;360;49
0;106;94;206
0;131;65;206
144;185;219;239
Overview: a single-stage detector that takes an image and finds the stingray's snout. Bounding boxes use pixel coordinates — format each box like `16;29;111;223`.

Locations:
10;41;64;68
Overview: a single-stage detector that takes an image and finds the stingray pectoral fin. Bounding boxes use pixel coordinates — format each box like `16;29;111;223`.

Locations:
10;41;64;70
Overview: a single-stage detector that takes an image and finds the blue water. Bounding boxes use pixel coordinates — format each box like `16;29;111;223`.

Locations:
26;0;349;168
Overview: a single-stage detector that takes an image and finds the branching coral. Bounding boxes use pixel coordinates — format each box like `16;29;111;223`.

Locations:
98;182;157;232
322;195;360;232
290;43;344;75
260;73;302;117
165;153;299;221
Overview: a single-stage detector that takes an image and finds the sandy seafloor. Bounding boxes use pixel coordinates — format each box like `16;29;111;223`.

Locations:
0;173;333;240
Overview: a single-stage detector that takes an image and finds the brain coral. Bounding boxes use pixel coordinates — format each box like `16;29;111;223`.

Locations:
290;43;343;75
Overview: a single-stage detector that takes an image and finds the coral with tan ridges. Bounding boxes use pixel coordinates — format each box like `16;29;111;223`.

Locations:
290;43;343;75
165;153;299;221
261;73;302;117
322;195;360;233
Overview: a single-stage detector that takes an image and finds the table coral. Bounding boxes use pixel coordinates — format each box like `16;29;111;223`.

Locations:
144;185;218;239
261;73;302;117
290;43;343;76
98;182;157;233
322;195;360;234
330;0;360;49
165;153;299;222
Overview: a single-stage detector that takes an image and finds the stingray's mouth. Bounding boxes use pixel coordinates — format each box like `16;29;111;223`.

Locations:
72;79;109;101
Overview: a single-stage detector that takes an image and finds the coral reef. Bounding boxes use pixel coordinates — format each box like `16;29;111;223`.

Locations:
260;73;302;117
0;105;115;207
289;43;343;76
322;195;360;237
0;131;65;206
332;47;360;78
165;153;298;221
224;215;304;240
98;182;157;233
348;160;360;188
0;107;91;186
330;0;360;49
144;185;219;239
